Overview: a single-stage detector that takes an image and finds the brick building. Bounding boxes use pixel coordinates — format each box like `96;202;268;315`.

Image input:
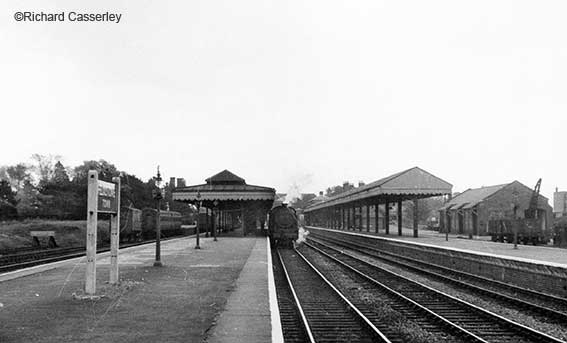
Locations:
439;181;552;236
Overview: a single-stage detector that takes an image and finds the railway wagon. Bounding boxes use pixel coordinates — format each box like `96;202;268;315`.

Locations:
488;218;550;245
268;204;299;248
120;207;142;242
141;208;183;240
553;216;567;247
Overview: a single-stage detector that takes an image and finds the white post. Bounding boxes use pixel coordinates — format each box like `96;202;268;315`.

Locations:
110;176;121;284
86;171;98;294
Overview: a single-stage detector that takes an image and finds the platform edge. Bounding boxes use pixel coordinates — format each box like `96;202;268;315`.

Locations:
267;236;284;343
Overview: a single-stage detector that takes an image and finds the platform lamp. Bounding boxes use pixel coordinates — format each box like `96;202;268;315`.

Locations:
195;191;202;249
153;166;164;267
213;200;219;242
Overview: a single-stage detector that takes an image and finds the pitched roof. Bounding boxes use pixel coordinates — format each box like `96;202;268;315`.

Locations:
172;170;275;202
439;184;508;210
205;170;245;185
305;167;452;212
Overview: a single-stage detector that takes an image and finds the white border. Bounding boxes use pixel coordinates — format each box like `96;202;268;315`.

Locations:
266;237;284;343
308;226;567;269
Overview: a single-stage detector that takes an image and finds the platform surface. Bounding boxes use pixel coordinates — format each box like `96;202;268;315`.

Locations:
309;226;567;268
0;235;281;343
205;236;281;343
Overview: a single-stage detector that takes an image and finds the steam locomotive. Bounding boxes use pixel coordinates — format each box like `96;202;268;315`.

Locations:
268;204;299;248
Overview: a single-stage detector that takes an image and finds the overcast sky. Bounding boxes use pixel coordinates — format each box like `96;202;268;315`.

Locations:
1;1;565;201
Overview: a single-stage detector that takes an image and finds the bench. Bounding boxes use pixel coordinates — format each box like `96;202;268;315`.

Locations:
30;231;57;248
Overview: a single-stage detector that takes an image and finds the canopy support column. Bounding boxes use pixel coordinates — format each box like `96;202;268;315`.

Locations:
398;200;403;236
366;203;370;232
375;201;379;233
413;199;419;238
385;202;390;234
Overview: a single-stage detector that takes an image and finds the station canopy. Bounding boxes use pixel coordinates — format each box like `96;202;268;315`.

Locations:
172;169;275;209
304;167;452;212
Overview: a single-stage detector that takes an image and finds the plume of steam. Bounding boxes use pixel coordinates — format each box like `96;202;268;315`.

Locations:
284;173;313;204
285;182;302;203
296;227;309;245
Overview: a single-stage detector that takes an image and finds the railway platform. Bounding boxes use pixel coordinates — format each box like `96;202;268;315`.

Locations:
0;235;282;343
309;225;567;267
307;226;567;297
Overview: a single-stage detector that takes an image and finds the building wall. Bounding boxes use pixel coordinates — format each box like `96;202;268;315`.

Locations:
482;182;552;232
441;182;552;236
554;191;567;215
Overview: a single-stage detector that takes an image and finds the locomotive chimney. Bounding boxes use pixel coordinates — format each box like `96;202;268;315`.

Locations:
170;177;176;189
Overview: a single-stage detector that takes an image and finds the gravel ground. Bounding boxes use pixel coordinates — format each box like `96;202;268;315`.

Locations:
298;245;465;343
325;241;567;342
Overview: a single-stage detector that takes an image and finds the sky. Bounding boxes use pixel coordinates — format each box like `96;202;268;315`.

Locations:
1;1;565;201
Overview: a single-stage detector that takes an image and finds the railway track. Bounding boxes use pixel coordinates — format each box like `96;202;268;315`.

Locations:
0;236;184;274
300;240;565;343
276;248;390;343
272;249;311;343
309;231;567;323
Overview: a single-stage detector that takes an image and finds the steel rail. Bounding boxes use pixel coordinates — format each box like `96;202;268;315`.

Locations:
302;241;489;342
291;248;392;343
305;239;566;343
311;232;567;319
312;232;567;313
276;250;316;343
0;236;187;274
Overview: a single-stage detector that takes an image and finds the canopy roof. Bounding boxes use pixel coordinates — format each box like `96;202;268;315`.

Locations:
439;183;507;211
439;180;549;211
172;169;275;202
304;167;452;212
205;169;245;185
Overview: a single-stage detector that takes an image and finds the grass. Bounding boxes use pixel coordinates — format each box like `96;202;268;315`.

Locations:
0;219;110;251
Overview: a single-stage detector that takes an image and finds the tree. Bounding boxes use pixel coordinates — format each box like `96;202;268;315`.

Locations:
15;180;41;218
0;179;18;220
52;161;70;186
39;161;78;219
0;180;17;206
0;163;31;192
120;173;156;210
31;154;62;186
66;160;121;219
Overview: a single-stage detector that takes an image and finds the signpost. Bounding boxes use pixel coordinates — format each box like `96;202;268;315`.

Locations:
85;170;120;295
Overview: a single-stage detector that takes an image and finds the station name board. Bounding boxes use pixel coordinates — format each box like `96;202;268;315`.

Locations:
98;180;118;213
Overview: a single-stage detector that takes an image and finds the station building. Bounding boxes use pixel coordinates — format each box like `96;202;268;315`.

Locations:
439;181;552;236
172;170;275;236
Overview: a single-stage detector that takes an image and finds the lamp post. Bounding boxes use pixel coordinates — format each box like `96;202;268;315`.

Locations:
213;200;219;242
153;166;163;267
195;191;201;249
